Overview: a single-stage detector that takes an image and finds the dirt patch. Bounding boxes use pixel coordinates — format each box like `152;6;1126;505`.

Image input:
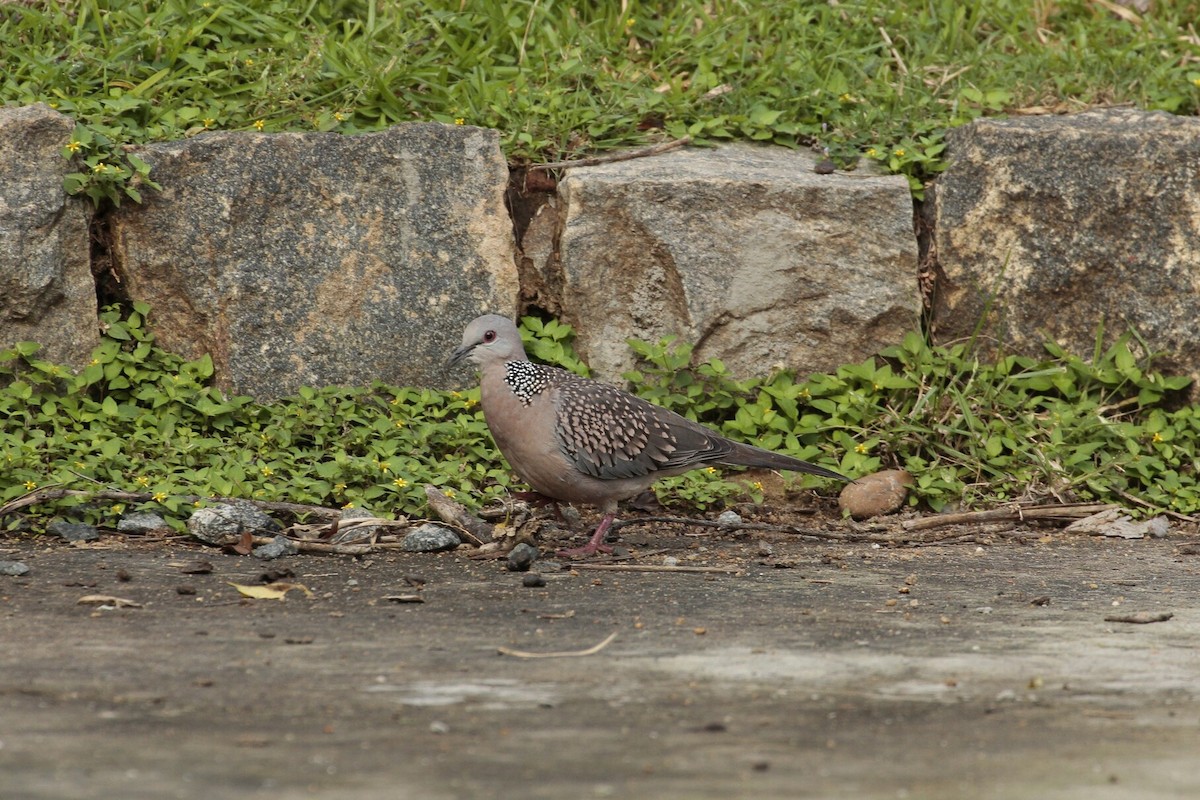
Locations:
3;514;1199;799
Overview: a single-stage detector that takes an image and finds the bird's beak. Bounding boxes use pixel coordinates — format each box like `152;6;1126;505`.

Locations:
447;343;475;369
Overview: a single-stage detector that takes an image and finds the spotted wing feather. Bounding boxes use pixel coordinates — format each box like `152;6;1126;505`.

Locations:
551;372;734;480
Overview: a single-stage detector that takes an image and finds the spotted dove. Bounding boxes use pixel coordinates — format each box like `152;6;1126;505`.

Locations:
450;315;849;557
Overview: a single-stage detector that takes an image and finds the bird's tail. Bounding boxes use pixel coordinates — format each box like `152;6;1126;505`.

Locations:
721;441;850;482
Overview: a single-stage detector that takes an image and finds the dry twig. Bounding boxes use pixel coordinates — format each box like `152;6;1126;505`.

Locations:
531;136;691;171
497;631;618;659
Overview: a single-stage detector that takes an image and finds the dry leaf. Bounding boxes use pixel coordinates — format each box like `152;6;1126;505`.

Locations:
77;594;142;608
228;582;312;600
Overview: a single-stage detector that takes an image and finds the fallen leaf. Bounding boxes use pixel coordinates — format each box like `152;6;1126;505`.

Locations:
228;582;313;600
77;594;142;608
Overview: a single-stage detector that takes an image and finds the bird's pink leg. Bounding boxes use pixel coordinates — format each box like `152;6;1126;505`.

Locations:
555;512;616;559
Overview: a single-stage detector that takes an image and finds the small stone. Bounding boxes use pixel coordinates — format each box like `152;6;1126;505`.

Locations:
47;521;100;542
429;720;450;735
252;534;299;560
662;556;679;567
117;511;167;534
401;523;461;553
522;573;547;588
716;510;742;527
507;542;540;572
838;469;914;519
187;507;241;545
176;584;197;595
187;501;279;545
0;561;30;576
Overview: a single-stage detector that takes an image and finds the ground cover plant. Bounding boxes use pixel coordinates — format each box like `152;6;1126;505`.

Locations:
2;1;1198;529
3;0;1199;202
1;307;1194;533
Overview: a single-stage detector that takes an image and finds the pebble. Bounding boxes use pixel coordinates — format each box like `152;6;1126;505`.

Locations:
838;469;913;519
506;542;539;572
47;521;100;542
117;511;167;534
522;573;547;588
716;510;743;527
0;561;30;576
401;523;461;553
252;534;299;560
187;501;281;545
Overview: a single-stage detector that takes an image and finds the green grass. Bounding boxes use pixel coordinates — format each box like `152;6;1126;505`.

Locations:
3;0;1199;200
2;2;1199;528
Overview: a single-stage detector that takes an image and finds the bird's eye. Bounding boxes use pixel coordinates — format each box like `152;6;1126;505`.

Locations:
482;330;497;343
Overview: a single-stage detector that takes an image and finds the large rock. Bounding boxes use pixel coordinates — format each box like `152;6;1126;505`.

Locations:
110;124;518;399
926;109;1200;385
0;104;96;366
546;144;918;380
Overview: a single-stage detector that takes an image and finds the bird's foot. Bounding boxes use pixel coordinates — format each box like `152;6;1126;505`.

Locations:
555;512;617;559
555;541;614;559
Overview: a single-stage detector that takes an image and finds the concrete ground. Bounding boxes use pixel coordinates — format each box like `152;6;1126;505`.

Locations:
2;518;1198;800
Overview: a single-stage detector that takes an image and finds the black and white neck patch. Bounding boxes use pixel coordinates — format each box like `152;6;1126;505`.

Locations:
504;360;552;405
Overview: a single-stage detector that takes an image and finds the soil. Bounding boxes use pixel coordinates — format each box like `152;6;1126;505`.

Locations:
3;511;1199;800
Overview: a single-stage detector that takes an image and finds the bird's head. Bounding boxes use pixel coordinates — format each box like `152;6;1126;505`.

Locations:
449;314;526;368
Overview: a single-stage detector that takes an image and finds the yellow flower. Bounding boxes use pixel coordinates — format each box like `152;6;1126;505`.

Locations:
1193;77;1200;88
245;58;254;67
342;501;355;509
443;488;456;498
253;119;265;131
334;111;348;122
705;467;717;474
625;16;636;28
261;465;274;477
135;475;150;487
855;443;870;454
838;92;854;103
23;480;37;491
74;461;86;469
893;148;906;157
93;162;108;173
751;481;764;492
202;117;215;128
454;117;465;125
89;357;100;366
193;500;203;507
66;141;81;153
393;477;408;489
865;148;878;158
394;419;406;429
1151;432;1164;443
153;492;167;503
377;461;391;473
334;482;347;492
112;504;125;514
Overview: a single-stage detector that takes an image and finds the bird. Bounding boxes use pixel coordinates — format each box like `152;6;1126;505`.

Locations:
449;314;849;557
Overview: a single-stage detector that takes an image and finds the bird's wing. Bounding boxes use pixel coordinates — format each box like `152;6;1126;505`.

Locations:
552;375;732;480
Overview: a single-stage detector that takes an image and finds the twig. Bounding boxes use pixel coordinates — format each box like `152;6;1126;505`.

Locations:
568;563;741;574
0;487;347;520
531;136;691;171
1104;611;1172;624
424;484;492;545
1110;487;1198;524
878;26;909;77
497;631;618;659
901;503;1116;531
